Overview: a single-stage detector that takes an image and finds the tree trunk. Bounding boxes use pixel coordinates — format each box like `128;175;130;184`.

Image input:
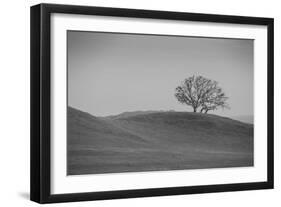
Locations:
193;108;197;112
204;109;209;114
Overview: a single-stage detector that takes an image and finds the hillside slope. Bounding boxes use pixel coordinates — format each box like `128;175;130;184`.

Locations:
231;115;254;124
68;107;253;175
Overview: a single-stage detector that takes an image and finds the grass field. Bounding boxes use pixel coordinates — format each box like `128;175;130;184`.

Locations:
67;107;254;175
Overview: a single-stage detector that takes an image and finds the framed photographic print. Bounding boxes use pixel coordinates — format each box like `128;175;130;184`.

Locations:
30;3;274;203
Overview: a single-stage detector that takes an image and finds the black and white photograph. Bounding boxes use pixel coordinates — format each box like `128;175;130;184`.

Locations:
29;3;274;204
67;31;254;175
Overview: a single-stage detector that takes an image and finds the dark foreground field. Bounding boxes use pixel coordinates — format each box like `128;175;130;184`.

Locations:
67;107;253;175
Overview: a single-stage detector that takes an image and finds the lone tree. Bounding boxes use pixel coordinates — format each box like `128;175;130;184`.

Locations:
175;75;229;113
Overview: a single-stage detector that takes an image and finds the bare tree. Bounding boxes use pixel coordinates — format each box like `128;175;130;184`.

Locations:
175;75;229;113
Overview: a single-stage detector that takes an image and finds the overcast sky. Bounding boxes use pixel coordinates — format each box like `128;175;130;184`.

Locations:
67;31;253;117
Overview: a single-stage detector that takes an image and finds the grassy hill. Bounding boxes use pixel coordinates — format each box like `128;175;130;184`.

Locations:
67;107;254;175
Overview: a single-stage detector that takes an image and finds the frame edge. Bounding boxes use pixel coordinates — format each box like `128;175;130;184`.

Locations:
267;18;274;189
30;4;42;203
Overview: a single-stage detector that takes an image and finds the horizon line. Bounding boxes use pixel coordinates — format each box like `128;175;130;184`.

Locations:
68;105;253;119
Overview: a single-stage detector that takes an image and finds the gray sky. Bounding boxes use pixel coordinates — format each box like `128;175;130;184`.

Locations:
68;31;253;117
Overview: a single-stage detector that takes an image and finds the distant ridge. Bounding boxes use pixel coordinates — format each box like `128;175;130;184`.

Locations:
67;106;253;175
103;110;175;120
231;115;254;124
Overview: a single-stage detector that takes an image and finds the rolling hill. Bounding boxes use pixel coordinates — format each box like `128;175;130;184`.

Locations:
67;107;254;175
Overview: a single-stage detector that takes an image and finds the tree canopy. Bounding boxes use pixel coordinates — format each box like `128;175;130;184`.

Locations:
175;75;229;113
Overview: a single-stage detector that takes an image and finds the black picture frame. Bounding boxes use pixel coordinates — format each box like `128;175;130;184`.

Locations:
30;3;274;204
